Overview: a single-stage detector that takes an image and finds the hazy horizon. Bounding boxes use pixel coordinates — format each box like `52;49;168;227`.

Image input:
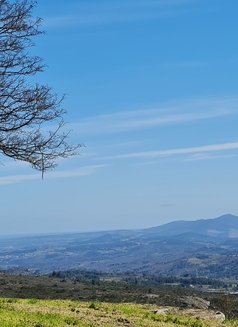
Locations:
0;212;236;237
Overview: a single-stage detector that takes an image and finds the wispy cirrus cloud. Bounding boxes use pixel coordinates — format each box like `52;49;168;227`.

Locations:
44;0;199;28
183;153;237;161
0;164;106;186
72;97;238;136
100;141;238;161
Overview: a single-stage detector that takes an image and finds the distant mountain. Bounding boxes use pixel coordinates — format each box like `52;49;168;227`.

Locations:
0;214;238;278
145;214;238;239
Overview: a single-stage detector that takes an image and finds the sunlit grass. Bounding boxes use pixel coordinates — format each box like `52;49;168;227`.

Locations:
0;298;236;326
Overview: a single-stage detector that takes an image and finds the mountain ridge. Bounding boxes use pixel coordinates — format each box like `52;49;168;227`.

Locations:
0;213;238;277
144;214;238;238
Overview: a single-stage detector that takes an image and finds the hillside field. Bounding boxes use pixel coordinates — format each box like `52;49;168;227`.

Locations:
0;298;237;327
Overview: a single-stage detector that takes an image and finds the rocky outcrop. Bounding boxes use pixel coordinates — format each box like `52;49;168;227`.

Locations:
154;306;226;322
179;296;210;309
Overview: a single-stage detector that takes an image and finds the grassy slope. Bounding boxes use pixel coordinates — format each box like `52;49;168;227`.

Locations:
0;298;237;327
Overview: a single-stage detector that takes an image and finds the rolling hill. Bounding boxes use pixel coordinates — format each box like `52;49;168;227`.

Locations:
0;214;238;278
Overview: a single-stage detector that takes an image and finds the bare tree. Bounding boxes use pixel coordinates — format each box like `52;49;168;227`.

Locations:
0;0;78;176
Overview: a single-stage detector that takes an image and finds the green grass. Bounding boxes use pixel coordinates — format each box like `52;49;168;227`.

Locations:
0;298;235;327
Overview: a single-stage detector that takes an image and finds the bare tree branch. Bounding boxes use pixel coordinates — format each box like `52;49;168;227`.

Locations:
0;0;79;173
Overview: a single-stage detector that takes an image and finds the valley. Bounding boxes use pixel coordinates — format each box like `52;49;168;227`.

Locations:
0;214;238;280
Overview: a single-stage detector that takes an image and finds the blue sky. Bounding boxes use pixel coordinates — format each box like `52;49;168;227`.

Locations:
1;0;238;234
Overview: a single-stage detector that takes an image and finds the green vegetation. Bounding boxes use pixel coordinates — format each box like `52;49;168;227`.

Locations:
0;273;236;326
0;298;235;327
1;272;238;319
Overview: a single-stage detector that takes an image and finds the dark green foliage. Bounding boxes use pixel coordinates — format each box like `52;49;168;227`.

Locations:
0;271;237;318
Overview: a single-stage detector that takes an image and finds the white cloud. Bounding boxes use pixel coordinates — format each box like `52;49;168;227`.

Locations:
0;174;38;185
72;97;238;135
183;153;237;161
0;165;106;186
45;164;107;179
101;141;238;161
44;12;173;28
44;0;198;28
